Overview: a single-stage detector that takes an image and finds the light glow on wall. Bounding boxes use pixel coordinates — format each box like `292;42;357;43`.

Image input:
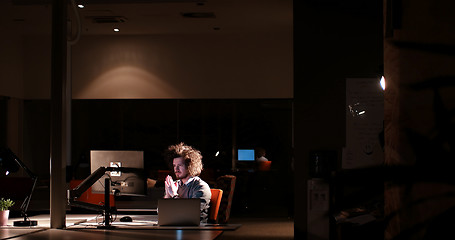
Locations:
71;34;293;99
75;65;182;99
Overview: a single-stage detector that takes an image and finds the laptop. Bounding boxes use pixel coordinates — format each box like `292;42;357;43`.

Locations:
158;198;201;226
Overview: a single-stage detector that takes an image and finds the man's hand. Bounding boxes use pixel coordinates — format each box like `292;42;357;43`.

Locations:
164;175;178;198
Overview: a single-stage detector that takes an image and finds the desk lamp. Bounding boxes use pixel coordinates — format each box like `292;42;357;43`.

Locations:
0;148;38;226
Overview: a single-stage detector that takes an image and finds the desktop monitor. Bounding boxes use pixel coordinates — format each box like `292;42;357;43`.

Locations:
90;150;146;196
237;149;255;161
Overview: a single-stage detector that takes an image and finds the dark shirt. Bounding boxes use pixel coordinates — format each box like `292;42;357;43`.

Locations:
176;176;212;222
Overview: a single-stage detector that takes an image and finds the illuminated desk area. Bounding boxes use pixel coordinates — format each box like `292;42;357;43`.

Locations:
1;214;239;240
0;161;240;240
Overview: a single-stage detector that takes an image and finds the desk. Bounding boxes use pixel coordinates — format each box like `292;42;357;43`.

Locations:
1;214;239;240
70;214;240;230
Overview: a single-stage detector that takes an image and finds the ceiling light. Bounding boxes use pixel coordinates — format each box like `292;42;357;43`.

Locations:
113;28;120;32
77;4;84;8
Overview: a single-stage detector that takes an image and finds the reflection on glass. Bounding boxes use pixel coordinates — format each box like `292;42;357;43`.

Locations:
348;102;366;117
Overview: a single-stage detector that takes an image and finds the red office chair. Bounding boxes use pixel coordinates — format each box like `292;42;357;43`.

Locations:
258;161;272;171
208;188;223;223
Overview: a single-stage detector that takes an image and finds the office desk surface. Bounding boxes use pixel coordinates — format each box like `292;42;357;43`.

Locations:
70;214;240;230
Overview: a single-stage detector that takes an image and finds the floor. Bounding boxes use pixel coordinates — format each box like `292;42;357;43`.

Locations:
217;217;294;240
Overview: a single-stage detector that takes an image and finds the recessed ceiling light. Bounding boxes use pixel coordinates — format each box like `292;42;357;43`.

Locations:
113;28;120;32
77;4;84;8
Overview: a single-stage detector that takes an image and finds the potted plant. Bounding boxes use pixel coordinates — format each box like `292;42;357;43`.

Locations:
0;198;15;226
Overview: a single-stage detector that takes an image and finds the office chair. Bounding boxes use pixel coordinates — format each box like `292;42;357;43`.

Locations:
208;188;223;223
215;175;236;224
258;161;272;171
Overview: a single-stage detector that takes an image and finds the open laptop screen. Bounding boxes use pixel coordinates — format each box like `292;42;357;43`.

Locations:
158;198;201;226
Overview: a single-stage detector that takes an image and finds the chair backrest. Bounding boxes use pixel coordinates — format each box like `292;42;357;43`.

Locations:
208;188;223;223
258;161;272;171
215;175;236;224
69;179;115;207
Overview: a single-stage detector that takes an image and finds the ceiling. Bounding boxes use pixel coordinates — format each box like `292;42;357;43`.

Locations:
2;0;293;36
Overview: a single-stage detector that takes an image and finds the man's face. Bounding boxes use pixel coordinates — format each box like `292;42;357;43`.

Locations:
173;157;189;180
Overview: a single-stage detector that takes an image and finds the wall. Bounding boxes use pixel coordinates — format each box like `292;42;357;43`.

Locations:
22;36;52;99
0;34;25;99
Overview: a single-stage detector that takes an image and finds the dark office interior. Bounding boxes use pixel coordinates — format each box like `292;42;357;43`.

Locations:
1;0;455;239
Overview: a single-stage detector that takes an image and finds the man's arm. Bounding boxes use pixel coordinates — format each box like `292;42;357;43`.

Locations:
189;180;212;222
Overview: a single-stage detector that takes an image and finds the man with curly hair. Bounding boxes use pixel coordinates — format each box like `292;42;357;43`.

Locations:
164;142;212;222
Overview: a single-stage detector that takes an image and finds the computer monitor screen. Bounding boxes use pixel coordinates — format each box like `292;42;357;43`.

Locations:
90;150;146;196
237;149;255;161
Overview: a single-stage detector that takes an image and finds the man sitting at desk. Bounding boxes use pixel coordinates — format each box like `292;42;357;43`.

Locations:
163;142;212;222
